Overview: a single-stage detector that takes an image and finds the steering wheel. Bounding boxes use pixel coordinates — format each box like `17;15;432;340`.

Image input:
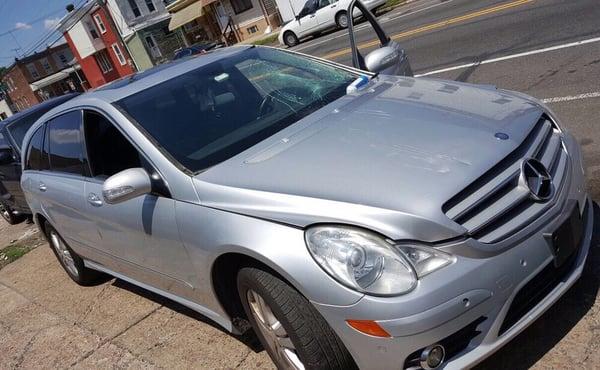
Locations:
257;86;324;119
258;94;275;119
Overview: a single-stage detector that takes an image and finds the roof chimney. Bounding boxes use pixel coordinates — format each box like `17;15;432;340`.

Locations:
66;4;75;12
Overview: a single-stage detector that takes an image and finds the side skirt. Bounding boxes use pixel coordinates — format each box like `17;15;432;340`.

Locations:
84;259;237;334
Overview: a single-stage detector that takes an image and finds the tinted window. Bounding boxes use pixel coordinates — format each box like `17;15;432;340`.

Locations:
6;110;48;150
83;111;141;178
116;47;355;172
25;125;49;170
47;111;87;175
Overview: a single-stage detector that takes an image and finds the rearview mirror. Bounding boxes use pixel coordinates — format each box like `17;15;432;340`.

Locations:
0;150;13;165
102;168;152;204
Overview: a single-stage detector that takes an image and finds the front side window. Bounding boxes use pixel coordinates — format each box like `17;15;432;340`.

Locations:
25;125;50;171
83;111;142;178
231;0;253;14
47;111;87;175
116;48;356;173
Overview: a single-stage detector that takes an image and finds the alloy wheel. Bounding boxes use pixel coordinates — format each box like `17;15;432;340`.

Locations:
247;289;305;370
49;230;79;277
338;13;348;28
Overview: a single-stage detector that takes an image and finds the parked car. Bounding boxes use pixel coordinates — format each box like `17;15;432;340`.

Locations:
173;42;224;60
279;0;386;47
0;94;78;224
20;43;591;370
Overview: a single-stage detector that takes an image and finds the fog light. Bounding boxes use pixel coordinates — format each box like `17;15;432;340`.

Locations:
419;344;445;369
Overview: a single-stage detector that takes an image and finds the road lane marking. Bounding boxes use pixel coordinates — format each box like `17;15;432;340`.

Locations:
292;0;453;52
416;36;600;76
542;92;600;104
321;0;534;60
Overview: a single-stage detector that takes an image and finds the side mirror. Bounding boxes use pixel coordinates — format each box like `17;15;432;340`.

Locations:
0;150;13;165
364;46;400;73
102;168;152;204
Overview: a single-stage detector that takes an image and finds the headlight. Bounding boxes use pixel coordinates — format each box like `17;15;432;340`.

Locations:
305;226;454;296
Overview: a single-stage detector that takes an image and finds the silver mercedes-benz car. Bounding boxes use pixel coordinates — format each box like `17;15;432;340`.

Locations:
20;45;592;370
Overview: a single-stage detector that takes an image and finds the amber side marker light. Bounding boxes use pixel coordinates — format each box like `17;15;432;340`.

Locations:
346;319;391;338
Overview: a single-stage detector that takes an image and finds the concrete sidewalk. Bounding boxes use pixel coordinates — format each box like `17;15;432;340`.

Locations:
0;246;273;369
0;234;598;369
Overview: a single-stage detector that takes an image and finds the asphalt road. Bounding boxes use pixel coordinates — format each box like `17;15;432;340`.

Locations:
286;0;600;368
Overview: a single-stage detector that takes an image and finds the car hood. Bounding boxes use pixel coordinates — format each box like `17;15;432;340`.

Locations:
193;76;544;241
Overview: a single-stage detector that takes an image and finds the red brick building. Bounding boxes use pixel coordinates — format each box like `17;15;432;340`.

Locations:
59;2;136;89
1;44;85;111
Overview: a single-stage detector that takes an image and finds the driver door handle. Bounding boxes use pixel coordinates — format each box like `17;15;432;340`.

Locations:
38;182;47;192
331;4;336;7
310;14;316;17
87;193;103;207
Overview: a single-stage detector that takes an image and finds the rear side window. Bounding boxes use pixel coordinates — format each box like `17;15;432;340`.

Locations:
47;111;87;175
6;110;48;151
25;125;50;171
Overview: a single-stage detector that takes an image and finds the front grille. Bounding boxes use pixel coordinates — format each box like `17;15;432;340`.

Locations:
403;316;487;369
443;115;569;243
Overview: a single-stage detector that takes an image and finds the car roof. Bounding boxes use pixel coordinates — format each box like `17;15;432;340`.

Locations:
74;45;254;104
2;93;80;128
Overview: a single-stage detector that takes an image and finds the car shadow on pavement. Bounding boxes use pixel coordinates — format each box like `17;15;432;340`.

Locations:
475;202;600;370
110;278;264;352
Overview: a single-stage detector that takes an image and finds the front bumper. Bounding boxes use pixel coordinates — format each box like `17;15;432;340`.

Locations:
312;134;593;369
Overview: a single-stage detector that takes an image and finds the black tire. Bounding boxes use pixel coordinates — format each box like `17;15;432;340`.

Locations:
335;11;349;28
0;203;24;225
283;31;299;47
238;267;357;370
44;221;106;286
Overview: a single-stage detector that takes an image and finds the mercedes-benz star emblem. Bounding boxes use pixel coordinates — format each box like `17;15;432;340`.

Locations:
520;158;553;201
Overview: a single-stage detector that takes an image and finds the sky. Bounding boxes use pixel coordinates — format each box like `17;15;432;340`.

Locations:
0;0;87;67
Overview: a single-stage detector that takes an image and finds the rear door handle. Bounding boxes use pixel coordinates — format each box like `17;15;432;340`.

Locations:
39;182;47;192
331;4;336;7
87;193;103;207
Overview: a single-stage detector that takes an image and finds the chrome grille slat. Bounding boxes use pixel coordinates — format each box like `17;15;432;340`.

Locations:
443;115;569;243
463;187;529;234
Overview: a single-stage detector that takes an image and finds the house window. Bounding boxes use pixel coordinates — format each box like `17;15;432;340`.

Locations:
247;25;258;34
231;0;253;14
87;21;99;39
145;0;156;12
111;43;127;66
96;50;113;73
94;14;107;33
41;58;53;74
128;0;141;17
58;53;68;65
27;64;40;79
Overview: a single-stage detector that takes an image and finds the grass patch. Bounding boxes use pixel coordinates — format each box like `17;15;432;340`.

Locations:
250;33;279;46
382;0;408;10
0;243;35;269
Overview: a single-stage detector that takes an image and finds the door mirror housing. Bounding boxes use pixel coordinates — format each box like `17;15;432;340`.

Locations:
364;46;400;74
102;168;152;204
0;150;13;165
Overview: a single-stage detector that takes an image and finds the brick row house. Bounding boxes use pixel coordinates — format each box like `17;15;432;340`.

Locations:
58;1;136;89
1;44;86;111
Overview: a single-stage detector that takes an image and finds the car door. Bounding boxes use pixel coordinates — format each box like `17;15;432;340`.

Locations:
80;110;196;298
315;0;338;29
36;111;91;250
295;0;319;37
0;132;23;209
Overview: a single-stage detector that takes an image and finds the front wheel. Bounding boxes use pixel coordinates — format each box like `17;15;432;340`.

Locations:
237;267;357;369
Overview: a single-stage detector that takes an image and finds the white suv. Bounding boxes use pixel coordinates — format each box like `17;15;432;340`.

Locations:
278;0;386;47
